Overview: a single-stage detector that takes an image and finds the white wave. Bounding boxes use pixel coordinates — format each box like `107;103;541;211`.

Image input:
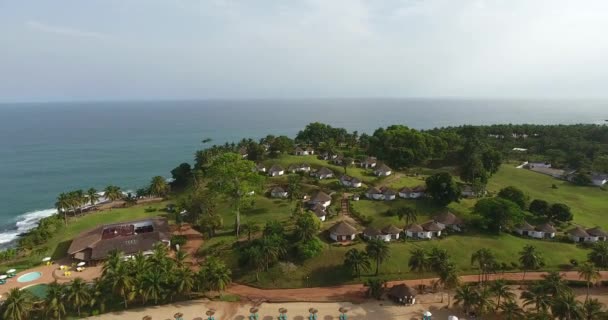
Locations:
0;208;57;245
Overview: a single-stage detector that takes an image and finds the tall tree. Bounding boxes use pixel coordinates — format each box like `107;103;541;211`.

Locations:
294;212;321;242
519;245;544;283
578;262;601;301
453;285;479;315
55;192;71;226
66;277;91;317
206;152;265;236
438;261;460;307
500;299;525;320
396;207;417;226
344;248;371;278
408;248;428;277
521;283;552;313
103;185;122;202
582;299;607;320
551;291;584;320
529;199;550;217
1;288;34;320
497;186;527;210
588;242;608;270
86;188;100;206
471;248;497;284
366;239;391;276
44;282;67;320
474;197;524;233
489;279;515;311
149;176;170;197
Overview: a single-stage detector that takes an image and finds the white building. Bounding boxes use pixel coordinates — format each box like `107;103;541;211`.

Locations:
268;165;285;177
312;167;334;180
374;164;392;177
515;221;556;239
340;175;362;188
404;221;444;239
270;187;288;199
308;191;332;208
329;221;358;242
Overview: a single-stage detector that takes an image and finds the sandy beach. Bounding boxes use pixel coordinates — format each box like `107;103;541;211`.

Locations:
88;287;608;320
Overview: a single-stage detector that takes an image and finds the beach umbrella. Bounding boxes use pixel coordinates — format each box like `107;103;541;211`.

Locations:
249;307;259;320
77;262;86;267
174;312;184;320
339;307;348;320
308;308;318;320
278;308;288;320
448;316;458;320
205;309;216;320
422;311;432;320
142;316;152;320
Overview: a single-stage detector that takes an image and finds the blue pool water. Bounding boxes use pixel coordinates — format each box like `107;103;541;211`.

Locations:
17;271;42;283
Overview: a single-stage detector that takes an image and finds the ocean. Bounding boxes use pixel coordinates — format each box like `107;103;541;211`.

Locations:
1;98;607;248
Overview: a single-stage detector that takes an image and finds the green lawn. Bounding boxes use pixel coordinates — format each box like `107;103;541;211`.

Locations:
487;164;608;229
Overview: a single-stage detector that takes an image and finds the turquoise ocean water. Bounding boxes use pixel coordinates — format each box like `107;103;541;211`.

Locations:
1;99;607;248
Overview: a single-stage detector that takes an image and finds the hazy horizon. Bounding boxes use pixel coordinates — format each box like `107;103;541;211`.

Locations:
2;0;608;102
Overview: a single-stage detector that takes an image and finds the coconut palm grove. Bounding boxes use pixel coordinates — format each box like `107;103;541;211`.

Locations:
2;122;608;319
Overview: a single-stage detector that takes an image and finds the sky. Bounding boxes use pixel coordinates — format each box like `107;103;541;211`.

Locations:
1;0;608;102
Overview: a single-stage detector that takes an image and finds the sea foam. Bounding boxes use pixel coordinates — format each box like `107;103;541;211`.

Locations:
0;208;57;247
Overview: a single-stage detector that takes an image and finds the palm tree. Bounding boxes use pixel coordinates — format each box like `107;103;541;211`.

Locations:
55;192;71;226
344;248;371;278
104;185;123;202
408;248;428;278
102;249;122;277
130;252;150;275
89;278;109;314
260;236;284;271
66;277;91;317
471;248;496;284
241;222;261;241
1;288;34;320
428;247;450;274
500;299;525;320
87;188;100;206
489;279;515;311
70;189;86;215
541;271;569;297
43;282;66;320
397;207;417;226
551;291;583;320
519;244;543;283
582;298;607;320
244;245;265;281
588;242;608;270
149;176;169;197
365;239;390;276
453;285;479;314
203;257;232;295
438;261;460;306
578;262;601;301
140;269;166;305
108;262;134;309
286;174;303;205
173;267;195;299
174;250;189;270
522;283;552;313
475;286;495;316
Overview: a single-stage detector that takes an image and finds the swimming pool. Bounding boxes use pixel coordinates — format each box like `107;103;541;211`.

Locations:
17;271;42;283
22;284;49;299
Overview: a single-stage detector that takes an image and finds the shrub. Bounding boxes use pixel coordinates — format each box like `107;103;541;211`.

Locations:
570;259;578;266
296;237;324;260
171;235;187;249
552;184;558;189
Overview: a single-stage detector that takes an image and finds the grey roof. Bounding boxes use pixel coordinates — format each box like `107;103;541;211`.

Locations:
388;284;417;298
310;191;331;203
362;157;377;164
381;187;397;196
412;185;427;192
569;226;590;237
434;211;463;225
363;226;382;236
256;163;266;169
271;186;286;193
587;227;608;237
375;164;392;173
382;225;402;235
366;187;382;194
399;187;412;193
295;147;304;152
405;223;423;232
268;164;284;172
329;221;357;236
316;167;333;176
340;175;361;183
516;221;536;232
312;205;326;218
421;220;445;232
535;223;556;233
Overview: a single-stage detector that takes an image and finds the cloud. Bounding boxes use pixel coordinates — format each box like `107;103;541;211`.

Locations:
26;20;110;39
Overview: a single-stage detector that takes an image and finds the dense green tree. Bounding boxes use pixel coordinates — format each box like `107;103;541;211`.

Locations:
550;203;573;222
529;199;550;217
396;207;417;226
474;197;524;233
497;186;527;209
588;242;608;269
522;283;552;313
489;279;515;311
551;291;584;320
428;247;450;274
582;299;607;320
572;172;593;186
286;174;303;205
295;237;324;260
44;282;67;320
541;271;569;297
366;239;391;276
86;188;100;206
578;262;601;301
200;257;232;294
296;122;348;147
438;261;460;306
206;152;265;236
471;248;497;283
344;248;371;278
269;135;295;155
294;212;321;241
408;248;428;276
364;278;386;300
425;172;461;206
55;192;71;226
243;245;265;281
500;299;525;320
263;220;285;237
149;176;170;197
592;155;608;173
170;163;192;189
103;185;123;202
453;285;478;314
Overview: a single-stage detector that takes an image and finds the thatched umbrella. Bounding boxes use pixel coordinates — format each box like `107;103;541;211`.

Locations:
278;307;288;320
249;307;259;320
205;309;216;320
308;308;318;320
142;316;152;320
174;312;184;320
339;307;349;320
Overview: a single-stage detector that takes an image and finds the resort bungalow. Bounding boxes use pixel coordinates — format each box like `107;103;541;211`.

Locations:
312;167;334;180
329;221;358;242
568;226;608;243
320;152;338;161
340;175;362;188
591;173;608;187
256;163;267;173
433;211;464;232
270;187;288;199
310;204;327;222
294;147;314;156
238;147;248;159
362;226;383;241
288;163;311;173
461;185;486;198
382;187;397;201
67;218;170;264
366;187;383;200
405;221;444;239
374;164;393;177
527;162;552;169
308;190;332;208
382;225;402;240
360;157;377;168
399;185;426;199
515;221;556;239
388;284;417;305
268;165;285;177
